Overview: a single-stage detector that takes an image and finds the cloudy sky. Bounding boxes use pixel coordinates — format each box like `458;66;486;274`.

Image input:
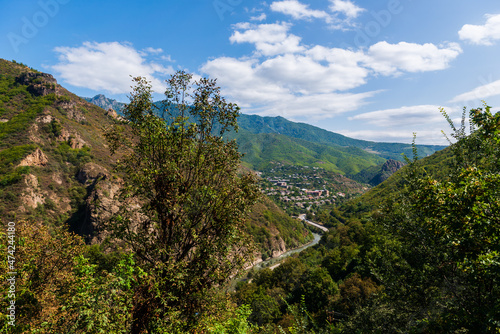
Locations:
1;0;499;144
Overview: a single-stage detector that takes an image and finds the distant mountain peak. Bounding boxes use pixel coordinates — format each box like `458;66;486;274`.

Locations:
82;94;125;113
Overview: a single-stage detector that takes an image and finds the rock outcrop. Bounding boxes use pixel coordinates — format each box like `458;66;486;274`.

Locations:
58;128;87;149
370;159;405;185
20;174;45;209
83;94;125;113
18;148;48;167
16;72;58;96
77;162;111;185
105;108;120;119
76;163;121;243
271;237;287;258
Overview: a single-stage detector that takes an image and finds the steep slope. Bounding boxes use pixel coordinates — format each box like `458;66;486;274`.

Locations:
245;196;312;260
0;59;310;257
0;59;119;231
350;159;406;186
348;146;454;209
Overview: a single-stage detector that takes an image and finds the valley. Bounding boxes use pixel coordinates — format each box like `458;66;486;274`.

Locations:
1;58;499;333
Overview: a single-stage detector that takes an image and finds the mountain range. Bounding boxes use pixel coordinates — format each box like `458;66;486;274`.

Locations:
83;94;446;179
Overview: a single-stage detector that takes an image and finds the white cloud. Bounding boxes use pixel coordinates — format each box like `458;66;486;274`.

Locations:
201;57;288;107
230;22;305;56
52;41;173;94
201;56;377;119
345;105;460;144
459;14;500;46
201;20;463;125
261;91;377;119
365;41;463;76
337;129;449;145
269;0;365;29
329;0;364;19
258;53;368;92
161;55;173;62
250;13;267;21
270;0;331;22
450;79;500;103
350;105;452;127
143;47;164;54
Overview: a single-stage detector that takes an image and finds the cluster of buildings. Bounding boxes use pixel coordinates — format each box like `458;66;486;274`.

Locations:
263;177;345;210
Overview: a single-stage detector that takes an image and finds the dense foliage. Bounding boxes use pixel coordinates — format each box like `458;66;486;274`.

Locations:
351;105;500;332
232;105;500;333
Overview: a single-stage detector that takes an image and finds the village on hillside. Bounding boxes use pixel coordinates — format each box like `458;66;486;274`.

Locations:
257;162;368;213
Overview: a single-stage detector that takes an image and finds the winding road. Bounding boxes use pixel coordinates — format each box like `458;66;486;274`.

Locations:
298;214;329;232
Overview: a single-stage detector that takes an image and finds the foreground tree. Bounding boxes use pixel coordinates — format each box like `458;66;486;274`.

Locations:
106;71;260;332
348;105;500;333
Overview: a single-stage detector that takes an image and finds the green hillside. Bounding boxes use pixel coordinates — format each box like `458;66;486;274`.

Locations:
238;114;446;161
234;107;500;332
351;145;454;208
230;129;386;175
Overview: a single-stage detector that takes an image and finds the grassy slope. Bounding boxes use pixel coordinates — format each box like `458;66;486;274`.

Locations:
246;196;312;257
0;59;120;224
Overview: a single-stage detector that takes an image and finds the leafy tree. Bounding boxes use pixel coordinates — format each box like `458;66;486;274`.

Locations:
0;220;138;333
206;305;256;334
105;71;260;331
354;105;500;332
296;267;338;314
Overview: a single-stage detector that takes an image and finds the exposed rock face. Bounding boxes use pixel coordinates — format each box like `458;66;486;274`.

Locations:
52;172;63;185
106;108;119;119
77;163;111;185
16;72;58;96
36;114;53;124
16;72;57;85
370;159;405;185
18;148;48;167
67;108;87;123
58;128;87;149
381;159;406;173
24;173;39;188
84;94;125;113
271;237;287;258
75;163;121;243
56;100;87;123
20;174;45;209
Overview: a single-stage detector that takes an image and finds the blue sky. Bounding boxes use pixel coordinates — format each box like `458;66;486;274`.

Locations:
1;0;500;144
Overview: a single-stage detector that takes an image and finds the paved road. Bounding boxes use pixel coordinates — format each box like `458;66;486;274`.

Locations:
298;214;329;232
